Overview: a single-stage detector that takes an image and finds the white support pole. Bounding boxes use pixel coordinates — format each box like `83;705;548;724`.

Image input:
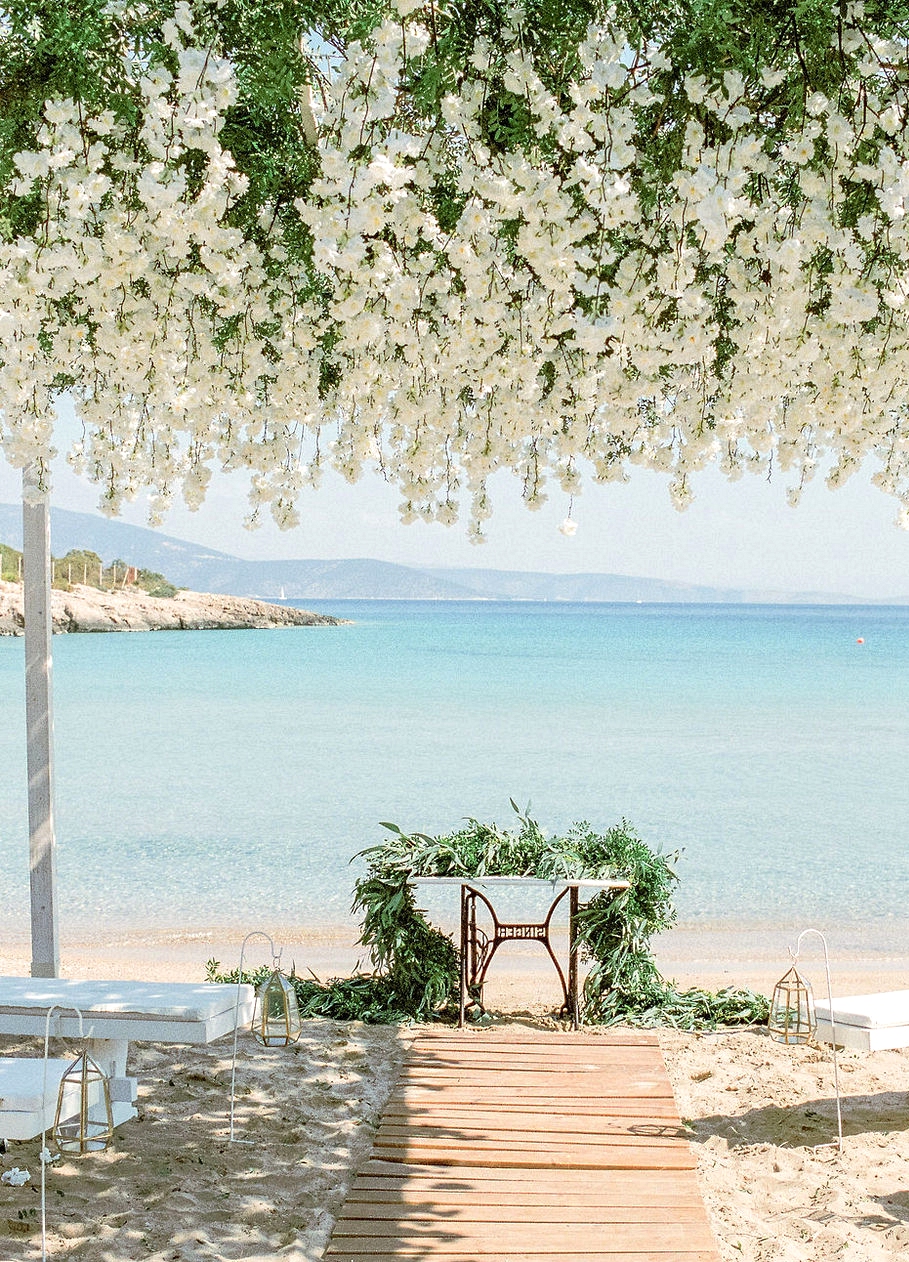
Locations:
22;468;59;978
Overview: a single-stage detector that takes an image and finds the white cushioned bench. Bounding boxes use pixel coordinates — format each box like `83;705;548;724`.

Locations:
815;990;909;1052
0;978;255;1138
0;1057;109;1141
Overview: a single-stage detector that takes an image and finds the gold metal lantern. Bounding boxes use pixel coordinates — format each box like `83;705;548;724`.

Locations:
768;964;816;1044
253;968;302;1047
52;1050;114;1155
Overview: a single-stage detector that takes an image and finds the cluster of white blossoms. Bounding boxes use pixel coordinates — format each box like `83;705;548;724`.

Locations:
307;5;909;533
0;2;325;527
3;1;909;533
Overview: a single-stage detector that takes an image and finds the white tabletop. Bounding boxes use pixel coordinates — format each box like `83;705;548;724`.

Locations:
410;876;629;892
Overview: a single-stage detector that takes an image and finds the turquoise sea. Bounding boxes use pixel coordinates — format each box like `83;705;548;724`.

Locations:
0;600;907;938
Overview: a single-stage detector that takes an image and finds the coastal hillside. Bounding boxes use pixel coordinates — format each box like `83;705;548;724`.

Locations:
0;504;884;603
0;581;346;635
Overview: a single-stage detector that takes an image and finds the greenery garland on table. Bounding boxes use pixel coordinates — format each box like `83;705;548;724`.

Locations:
209;804;767;1029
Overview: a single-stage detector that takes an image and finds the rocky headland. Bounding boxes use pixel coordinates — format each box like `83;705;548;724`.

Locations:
0;580;348;634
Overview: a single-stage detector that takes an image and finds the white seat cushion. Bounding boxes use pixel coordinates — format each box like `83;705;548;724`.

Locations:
814;990;909;1029
0;1058;71;1113
0;979;243;1021
0;977;255;1045
0;1057;111;1140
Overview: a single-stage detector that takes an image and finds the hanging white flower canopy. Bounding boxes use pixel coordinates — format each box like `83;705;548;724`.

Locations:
2;0;909;538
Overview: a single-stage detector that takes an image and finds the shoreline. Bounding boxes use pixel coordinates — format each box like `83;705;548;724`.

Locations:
0;579;348;633
3;919;908;999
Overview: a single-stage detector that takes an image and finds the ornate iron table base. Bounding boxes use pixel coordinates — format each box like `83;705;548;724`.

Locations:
459;883;586;1029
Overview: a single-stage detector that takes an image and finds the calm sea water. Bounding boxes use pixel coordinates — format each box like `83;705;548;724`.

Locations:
0;600;907;937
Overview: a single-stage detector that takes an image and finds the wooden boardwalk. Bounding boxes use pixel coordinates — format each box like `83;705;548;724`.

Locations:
326;1030;720;1261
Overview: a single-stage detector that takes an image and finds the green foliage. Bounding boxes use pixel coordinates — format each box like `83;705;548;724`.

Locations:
43;549;178;595
0;543;180;595
136;568;178;598
51;548;102;589
212;804;766;1028
359;805;768;1028
0;541;21;582
353;872;460;1018
205;957;426;1024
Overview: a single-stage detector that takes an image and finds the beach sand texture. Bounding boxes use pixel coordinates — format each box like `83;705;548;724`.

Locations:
1;934;908;1260
2;1022;908;1260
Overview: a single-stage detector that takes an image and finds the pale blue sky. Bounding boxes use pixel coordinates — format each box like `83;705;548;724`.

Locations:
0;411;907;598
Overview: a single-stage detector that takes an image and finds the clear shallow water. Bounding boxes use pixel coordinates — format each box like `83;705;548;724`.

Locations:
0;600;907;936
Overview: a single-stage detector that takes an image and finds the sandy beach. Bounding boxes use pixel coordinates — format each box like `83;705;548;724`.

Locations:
5;918;909;998
2;924;909;1261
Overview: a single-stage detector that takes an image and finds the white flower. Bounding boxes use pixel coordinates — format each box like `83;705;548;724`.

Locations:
806;92;829;117
13;150;50;180
781;136;814;165
760;67;786;89
558;518;578;537
683;75;707;104
1;1168;30;1186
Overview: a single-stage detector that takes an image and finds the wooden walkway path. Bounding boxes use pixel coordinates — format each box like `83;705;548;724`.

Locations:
326;1029;720;1261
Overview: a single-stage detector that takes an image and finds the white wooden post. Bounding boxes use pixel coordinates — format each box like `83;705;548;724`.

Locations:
22;468;59;978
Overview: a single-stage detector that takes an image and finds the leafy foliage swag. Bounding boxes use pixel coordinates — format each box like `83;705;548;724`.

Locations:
210;804;767;1028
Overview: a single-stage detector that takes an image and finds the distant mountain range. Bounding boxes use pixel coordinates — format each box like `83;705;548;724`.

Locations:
0;502;895;604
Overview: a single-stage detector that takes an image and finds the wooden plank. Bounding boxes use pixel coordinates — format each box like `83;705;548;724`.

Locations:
327;1254;718;1262
401;1055;661;1075
398;1060;666;1076
391;1084;674;1099
394;1081;673;1093
326;1252;718;1261
397;1060;669;1074
338;1202;709;1222
22;477;60;980
401;1048;665;1062
387;1095;677;1111
375;1118;690;1140
374;1133;690;1154
330;1223;717;1248
404;1036;658;1046
369;1143;693;1163
394;1073;672;1088
350;1174;704;1204
368;1146;697;1171
356;1160;703;1188
327;1227;716;1253
349;1182;705;1204
371;1136;693;1158
384;1100;680;1115
413;1032;659;1045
